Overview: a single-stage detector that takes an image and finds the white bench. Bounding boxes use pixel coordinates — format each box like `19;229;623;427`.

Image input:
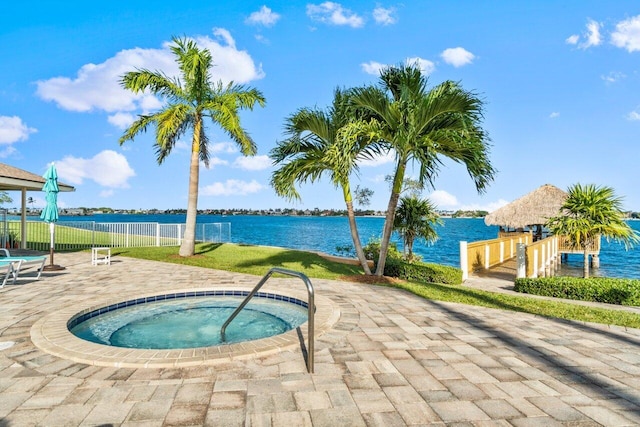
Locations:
91;247;111;265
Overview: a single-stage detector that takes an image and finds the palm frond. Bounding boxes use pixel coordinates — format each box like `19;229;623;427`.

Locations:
153;104;193;164
121;69;184;101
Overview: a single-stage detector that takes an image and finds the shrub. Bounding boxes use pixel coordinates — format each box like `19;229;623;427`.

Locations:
384;258;463;285
514;277;640;306
363;239;402;267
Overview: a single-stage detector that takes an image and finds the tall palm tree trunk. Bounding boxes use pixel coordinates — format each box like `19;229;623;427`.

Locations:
179;119;202;257
375;160;405;276
376;191;400;275
343;186;371;274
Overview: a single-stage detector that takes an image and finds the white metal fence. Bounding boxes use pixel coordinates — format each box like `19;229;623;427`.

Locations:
5;220;231;251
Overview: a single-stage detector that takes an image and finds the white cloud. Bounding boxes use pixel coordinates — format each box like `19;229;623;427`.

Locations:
0;147;17;158
200;179;264;196
584;19;602;48
0;116;37;144
175;140;189;151
406;57;435;75
549;112;560;119
373;7;396;25
565;34;579;45
460;199;509;213
307;2;364;28
370;174;386;183
601;71;626;84
429;190;458;208
627;110;640;121
205;157;229;168
233;155;271;170
35;29;264;121
55;150;135;188
99;189;114;198
440;47;475;67
210;142;238;153
361;61;386;76
611;15;640;52
358;150;395;167
246;6;281;27
36;47;175;113
107;112;136;129
568;19;602;49
362;57;434;76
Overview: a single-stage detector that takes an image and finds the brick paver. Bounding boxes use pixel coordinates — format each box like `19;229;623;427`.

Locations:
1;251;640;425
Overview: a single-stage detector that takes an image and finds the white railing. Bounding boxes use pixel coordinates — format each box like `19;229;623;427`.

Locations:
9;221;231;251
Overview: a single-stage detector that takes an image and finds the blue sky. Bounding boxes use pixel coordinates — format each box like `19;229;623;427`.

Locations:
1;1;639;212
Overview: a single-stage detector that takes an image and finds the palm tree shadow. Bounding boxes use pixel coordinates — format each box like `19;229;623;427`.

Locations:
195;243;223;255
234;247;362;275
425;298;640;407
401;281;640;347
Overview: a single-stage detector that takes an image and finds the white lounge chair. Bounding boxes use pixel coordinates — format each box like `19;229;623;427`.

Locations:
0;260;20;288
0;249;46;284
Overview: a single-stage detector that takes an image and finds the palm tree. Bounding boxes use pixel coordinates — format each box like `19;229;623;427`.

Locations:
270;89;381;274
546;184;639;278
119;36;265;256
348;63;495;275
393;196;441;261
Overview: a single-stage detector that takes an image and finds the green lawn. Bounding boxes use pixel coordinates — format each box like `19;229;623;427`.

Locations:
117;243;640;329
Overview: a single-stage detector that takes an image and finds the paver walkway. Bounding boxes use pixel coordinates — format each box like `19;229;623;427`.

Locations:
1;251;640;426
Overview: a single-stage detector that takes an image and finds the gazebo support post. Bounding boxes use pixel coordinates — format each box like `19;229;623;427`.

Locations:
20;189;26;249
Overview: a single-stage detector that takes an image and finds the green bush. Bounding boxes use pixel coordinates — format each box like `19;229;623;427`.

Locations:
384;258;463;285
514;277;640;306
363;239;402;267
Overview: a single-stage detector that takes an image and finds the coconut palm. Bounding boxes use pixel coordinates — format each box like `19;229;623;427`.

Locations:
348;63;495;275
270;88;381;274
119;36;265;256
546;184;639;278
394;196;441;261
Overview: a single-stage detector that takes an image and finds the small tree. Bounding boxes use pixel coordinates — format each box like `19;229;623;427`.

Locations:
393;196;442;262
0;192;13;205
546;184;639;278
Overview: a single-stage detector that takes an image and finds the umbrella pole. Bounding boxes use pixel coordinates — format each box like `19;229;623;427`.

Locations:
43;222;65;271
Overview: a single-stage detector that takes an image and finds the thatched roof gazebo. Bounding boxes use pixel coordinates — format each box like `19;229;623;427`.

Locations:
484;184;567;233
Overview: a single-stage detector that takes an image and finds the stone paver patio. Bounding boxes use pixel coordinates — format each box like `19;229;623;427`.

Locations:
1;251;640;426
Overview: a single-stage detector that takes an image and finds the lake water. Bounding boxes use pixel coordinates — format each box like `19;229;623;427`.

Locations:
53;214;640;279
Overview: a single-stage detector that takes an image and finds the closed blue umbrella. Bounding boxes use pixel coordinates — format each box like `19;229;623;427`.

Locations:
40;164;64;270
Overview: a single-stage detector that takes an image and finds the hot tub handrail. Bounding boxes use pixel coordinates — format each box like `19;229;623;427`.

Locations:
220;267;315;373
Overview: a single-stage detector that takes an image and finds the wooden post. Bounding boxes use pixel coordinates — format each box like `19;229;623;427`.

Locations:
516;243;526;278
460;241;468;281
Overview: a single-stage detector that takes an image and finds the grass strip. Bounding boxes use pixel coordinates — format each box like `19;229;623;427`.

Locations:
117;243;640;329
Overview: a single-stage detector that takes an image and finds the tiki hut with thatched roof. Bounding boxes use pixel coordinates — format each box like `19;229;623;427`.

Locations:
484;184;567;240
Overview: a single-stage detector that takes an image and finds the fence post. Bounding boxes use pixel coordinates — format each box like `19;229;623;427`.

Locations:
460;241;468;281
484;245;490;270
516;243;526;278
532;249;539;278
156;223;161;246
499;241;504;263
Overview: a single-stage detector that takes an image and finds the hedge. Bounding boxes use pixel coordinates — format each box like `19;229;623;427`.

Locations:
384;258;463;285
514;276;640;306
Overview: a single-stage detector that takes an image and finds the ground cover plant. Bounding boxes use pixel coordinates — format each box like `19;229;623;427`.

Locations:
117;243;640;329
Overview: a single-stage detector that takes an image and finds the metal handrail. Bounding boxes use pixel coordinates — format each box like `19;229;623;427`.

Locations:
220;267;315;373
